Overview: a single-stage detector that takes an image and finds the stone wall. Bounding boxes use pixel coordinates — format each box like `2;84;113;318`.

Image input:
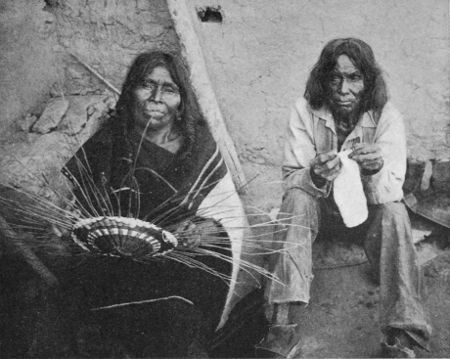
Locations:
1;0;448;209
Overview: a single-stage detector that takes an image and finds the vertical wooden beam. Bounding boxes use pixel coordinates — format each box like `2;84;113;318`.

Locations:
167;0;247;192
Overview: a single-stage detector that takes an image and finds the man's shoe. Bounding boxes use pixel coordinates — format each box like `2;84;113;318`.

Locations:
255;324;301;358
381;337;415;358
381;330;417;358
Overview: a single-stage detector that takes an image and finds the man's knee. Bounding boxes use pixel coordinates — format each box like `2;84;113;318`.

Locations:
280;188;319;214
276;188;321;236
366;201;412;249
371;201;409;222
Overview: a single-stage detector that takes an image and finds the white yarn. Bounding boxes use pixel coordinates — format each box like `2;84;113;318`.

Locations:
333;150;368;227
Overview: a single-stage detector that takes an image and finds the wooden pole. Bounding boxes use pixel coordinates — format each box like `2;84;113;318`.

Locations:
0;215;58;287
69;53;120;96
167;0;247;192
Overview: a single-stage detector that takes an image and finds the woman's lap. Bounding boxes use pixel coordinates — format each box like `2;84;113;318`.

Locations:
55;236;233;356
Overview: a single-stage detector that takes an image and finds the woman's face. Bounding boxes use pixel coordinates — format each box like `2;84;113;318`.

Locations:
132;66;182;131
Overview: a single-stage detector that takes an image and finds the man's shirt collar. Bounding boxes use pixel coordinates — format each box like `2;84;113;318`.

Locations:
311;104;377;133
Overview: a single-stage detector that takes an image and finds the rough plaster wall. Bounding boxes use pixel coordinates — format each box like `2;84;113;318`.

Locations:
0;0;60;138
0;0;180;142
53;0;180;95
187;0;449;208
1;0;448;209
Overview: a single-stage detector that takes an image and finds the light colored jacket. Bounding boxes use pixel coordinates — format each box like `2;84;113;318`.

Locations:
283;97;407;204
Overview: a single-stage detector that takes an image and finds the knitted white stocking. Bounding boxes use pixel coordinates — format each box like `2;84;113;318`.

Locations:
333;150;368;227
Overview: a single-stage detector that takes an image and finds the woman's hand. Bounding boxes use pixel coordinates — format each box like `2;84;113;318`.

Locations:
174;219;219;250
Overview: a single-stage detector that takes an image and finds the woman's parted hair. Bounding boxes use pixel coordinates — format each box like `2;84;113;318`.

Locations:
112;51;205;159
304;38;388;119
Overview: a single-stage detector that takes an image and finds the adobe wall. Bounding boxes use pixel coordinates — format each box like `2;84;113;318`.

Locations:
0;0;180;138
1;0;448;209
187;0;449;208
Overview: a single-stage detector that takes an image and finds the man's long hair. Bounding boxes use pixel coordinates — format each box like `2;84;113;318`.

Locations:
304;38;388;120
112;51;205;160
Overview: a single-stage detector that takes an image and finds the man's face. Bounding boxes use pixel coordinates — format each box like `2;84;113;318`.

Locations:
133;66;181;131
327;55;365;116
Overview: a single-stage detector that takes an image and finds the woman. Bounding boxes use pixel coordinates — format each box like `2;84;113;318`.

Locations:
95;52;231;230
40;52;248;358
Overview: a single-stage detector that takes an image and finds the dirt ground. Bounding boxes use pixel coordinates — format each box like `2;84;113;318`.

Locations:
295;249;450;358
257;215;450;359
211;213;450;359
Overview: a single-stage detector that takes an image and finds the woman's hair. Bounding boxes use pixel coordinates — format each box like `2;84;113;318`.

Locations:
304;38;388;119
112;51;205;159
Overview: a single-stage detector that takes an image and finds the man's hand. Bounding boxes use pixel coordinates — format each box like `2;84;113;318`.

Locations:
349;143;384;175
310;150;342;186
174;219;218;250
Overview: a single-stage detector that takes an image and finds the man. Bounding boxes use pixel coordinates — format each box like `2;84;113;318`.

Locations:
257;38;431;358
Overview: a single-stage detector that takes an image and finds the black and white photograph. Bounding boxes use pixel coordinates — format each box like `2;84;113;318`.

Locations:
0;0;449;357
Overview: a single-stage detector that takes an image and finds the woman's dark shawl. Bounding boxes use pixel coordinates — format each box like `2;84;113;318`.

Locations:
69;122;253;329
